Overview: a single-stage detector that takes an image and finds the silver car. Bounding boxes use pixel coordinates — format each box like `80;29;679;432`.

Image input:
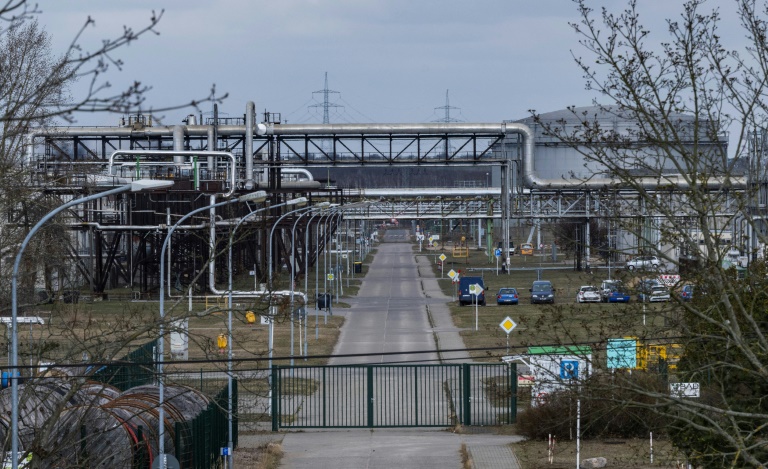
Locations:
577;285;601;303
626;255;661;271
639;284;670;302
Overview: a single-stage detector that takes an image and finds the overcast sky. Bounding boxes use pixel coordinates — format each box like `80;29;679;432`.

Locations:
39;1;740;127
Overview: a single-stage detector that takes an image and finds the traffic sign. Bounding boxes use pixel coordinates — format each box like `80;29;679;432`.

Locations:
560;360;579;379
447;269;457;279
670;382;700;398
429;236;434;242
327;273;334;281
494;248;502;257
499;316;517;334
439;254;446;262
469;284;484;295
606;338;637;369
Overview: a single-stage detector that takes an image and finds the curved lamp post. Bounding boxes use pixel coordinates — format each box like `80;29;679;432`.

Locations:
290;202;330;364
158;190;266;467
10;179;174;469
266;200;311;373
223;194;303;467
304;208;329;343
266;199;309;289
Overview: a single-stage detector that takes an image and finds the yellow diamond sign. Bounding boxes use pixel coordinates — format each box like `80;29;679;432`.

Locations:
499;316;517;334
439;254;446;262
447;269;457;279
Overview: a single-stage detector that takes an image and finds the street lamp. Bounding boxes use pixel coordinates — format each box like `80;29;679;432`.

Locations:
267;198;309;289
305;207;331;343
221;191;269;468
290;203;330;365
266;199;310;373
158;190;266;468
9;179;173;469
223;195;305;451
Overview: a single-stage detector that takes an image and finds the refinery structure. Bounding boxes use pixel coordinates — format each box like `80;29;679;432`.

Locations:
20;101;757;299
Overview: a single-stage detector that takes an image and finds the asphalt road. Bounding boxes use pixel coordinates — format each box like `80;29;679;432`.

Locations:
330;229;440;365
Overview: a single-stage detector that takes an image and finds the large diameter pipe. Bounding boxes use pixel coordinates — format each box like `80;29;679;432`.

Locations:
245;102;255;190
172;126;186;164
31;120;745;190
510;121;747;190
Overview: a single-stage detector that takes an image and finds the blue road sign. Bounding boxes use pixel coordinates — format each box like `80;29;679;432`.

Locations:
606;338;637;369
560;360;579;379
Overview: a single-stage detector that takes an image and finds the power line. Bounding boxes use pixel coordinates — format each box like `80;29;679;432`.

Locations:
432;89;463;123
309;72;343;124
11;334;691;374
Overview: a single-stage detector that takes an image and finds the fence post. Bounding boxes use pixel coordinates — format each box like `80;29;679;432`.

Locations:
509;363;518;424
135;425;147;469
367;366;374;428
79;424;88;466
271;365;279;431
462;363;471;426
233;377;239;447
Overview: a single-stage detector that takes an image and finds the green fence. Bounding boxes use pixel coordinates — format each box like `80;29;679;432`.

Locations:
88;341;236;468
92;339;157;391
174;381;236;469
271;363;516;430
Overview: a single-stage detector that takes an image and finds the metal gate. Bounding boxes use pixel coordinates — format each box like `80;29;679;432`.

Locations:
271;363;516;430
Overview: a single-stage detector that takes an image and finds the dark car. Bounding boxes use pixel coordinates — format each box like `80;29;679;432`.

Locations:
496;288;519;305
530;280;555;304
604;287;631;303
458;276;486;306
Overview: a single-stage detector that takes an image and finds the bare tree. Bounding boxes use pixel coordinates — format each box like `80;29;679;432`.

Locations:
526;0;768;466
0;2;234;464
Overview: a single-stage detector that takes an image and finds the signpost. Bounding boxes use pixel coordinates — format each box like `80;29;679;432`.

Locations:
470;283;484;331
499;316;517;353
439;253;446;277
494;248;501;274
448;269;458;300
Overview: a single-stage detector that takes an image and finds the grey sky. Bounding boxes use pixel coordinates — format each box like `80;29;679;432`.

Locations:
40;1;739;127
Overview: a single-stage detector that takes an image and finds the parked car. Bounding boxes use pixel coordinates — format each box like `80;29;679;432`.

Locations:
604;287;632;303
681;284;694;301
520;243;534;255
638;280;670;302
600;279;623;302
496;288;519;305
530;280;555;304
458;276;486;306
626;255;661;271
576;285;601;303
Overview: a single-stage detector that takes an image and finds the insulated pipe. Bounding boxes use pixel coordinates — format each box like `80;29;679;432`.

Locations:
510;122;747;190
281;168;314;181
208;195;217;297
207;127;215;172
172;126;185;164
30;120;745;190
262;122;508;135
107;150;237;197
245;101;255;190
